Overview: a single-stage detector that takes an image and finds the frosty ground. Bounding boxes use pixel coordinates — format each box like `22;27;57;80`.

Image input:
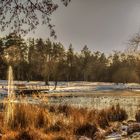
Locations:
0;81;140;120
0;81;140;139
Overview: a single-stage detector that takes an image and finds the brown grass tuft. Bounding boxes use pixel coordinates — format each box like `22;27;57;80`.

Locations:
74;123;97;139
35;107;49;128
96;109;109;129
107;104;128;122
5;103;50;130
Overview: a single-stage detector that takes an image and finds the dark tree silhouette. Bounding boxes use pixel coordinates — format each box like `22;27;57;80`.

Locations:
127;33;140;53
0;0;71;37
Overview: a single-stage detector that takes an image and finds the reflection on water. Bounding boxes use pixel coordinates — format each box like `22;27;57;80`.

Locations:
5;66;15;126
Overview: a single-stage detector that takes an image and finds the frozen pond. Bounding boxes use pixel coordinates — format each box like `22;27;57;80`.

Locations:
0;81;140;119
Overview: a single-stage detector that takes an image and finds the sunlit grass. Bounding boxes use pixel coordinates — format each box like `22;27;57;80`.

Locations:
0;96;131;140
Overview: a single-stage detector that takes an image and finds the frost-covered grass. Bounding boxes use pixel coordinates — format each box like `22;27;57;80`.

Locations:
46;90;140;120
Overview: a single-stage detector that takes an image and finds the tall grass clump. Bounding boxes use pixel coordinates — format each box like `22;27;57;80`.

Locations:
96;109;109;129
35;107;50;128
57;104;73;117
4;103;50;130
107;104;128;122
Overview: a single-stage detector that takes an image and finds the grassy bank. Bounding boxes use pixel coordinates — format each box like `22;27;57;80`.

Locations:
0;101;139;140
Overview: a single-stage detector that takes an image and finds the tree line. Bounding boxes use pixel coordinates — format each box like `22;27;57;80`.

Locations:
0;33;140;85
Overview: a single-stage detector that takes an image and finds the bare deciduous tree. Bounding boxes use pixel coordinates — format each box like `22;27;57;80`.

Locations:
127;33;140;53
0;0;71;37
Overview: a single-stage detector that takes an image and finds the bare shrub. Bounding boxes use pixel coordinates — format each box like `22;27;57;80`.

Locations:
107;104;128;122
74;123;97;139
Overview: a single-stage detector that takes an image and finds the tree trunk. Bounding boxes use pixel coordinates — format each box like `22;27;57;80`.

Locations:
53;80;57;90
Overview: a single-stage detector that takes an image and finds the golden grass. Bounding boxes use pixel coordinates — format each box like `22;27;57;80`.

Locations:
0;101;132;140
